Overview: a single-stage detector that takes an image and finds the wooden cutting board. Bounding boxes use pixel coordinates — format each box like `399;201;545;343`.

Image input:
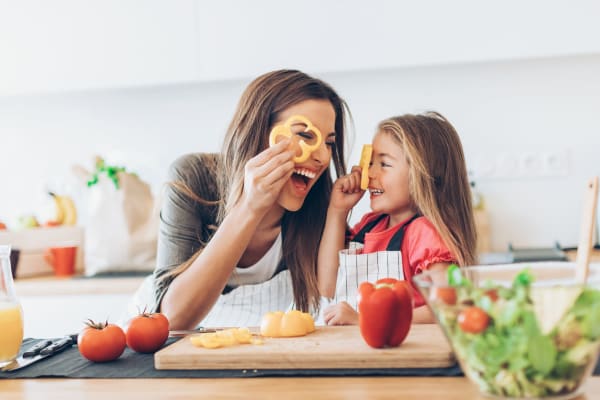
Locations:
154;324;455;370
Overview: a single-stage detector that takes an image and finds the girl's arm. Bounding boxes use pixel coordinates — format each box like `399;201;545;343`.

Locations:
161;141;295;330
318;207;350;297
317;166;364;298
411;262;451;324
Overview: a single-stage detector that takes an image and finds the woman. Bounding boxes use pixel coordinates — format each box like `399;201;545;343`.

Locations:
152;70;351;330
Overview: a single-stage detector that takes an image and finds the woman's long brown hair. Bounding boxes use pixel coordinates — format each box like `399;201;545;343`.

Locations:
377;112;477;267
162;70;350;313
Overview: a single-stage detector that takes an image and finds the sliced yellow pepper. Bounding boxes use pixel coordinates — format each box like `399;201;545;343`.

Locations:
269;115;323;163
260;310;316;337
359;144;372;190
190;327;254;349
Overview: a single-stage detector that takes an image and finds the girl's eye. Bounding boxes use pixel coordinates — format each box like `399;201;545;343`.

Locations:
381;162;391;168
326;140;335;147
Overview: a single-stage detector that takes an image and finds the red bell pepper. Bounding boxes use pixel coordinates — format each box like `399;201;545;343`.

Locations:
357;278;413;348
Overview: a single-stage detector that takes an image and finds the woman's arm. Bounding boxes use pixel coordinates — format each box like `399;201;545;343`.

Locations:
160;141;295;330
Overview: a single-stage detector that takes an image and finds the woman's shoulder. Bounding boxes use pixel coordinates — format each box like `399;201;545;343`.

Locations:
168;153;221;201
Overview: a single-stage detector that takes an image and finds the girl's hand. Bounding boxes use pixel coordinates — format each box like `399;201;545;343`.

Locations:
241;139;295;216
323;301;359;325
329;166;365;212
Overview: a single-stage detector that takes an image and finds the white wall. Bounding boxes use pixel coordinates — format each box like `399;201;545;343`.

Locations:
1;53;599;251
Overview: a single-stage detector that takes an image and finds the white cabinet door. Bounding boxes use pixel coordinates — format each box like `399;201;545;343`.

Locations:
0;0;198;95
194;0;600;81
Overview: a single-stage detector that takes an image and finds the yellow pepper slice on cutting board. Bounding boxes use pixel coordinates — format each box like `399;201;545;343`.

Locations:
260;310;316;337
190;327;255;349
269;115;323;163
359;144;372;190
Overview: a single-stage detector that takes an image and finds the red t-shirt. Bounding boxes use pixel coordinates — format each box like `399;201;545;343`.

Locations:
349;212;456;307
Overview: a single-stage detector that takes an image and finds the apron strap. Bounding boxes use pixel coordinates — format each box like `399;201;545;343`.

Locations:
386;213;420;250
351;214;388;244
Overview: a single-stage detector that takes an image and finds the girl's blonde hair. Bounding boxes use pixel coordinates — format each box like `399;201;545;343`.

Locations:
377;112;477;266
163;70;350;312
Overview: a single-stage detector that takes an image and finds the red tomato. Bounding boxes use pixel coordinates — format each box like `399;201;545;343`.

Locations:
485;289;499;302
429;287;457;305
126;312;169;353
457;306;490;334
78;320;126;362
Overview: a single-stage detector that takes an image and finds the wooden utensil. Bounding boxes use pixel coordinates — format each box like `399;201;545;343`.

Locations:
575;176;599;283
532;177;598;334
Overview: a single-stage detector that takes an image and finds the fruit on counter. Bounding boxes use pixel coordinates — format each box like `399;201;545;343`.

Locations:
357;278;413;348
17;215;40;229
260;310;316;338
48;192;77;226
0;221;6;230
190;328;262;349
125;311;169;353
77;319;126;362
359;144;372;190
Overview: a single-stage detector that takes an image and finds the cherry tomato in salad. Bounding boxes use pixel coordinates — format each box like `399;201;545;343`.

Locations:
457;306;490;334
485;289;499;302
429;287;457;305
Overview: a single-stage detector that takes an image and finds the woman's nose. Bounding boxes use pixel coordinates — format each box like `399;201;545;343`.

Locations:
311;140;330;165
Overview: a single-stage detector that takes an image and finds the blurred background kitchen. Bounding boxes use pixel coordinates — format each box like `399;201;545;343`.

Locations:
1;0;599;260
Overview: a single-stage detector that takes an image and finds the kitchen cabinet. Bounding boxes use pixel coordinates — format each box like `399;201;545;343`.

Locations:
0;0;198;96
194;0;600;81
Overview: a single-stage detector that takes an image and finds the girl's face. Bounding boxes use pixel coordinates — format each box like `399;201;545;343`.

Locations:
274;99;337;211
368;131;417;226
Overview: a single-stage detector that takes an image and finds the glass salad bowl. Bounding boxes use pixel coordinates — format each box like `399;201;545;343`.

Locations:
413;262;600;399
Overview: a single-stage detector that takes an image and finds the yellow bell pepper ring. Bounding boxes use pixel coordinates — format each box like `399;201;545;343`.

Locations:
359;144;373;190
269;115;323;163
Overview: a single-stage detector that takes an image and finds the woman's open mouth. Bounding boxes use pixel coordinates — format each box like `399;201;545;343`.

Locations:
290;167;317;193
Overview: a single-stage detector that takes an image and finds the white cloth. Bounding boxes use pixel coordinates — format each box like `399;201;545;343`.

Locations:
123;234;292;328
316;242;405;324
227;233;282;286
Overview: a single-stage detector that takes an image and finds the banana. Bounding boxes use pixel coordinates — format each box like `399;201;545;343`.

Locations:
49;192;77;226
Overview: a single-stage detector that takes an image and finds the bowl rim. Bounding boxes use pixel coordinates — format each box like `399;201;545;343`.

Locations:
412;261;600;288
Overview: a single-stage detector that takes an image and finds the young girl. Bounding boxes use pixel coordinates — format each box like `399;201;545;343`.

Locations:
317;112;477;325
133;70;351;330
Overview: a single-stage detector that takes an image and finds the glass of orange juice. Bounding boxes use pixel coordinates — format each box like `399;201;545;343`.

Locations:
0;245;23;367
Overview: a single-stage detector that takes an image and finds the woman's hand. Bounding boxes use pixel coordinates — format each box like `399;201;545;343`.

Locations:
241;139;295;216
329;166;365;213
323;301;359;325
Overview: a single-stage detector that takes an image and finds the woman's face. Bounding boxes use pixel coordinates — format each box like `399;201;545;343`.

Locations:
273;99;337;211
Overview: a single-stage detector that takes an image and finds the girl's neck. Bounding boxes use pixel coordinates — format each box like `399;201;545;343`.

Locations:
388;208;419;229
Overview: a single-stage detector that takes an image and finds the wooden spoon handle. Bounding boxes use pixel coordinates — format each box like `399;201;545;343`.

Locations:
575;177;599;283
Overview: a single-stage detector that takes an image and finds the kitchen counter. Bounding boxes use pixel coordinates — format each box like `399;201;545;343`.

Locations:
1;377;599;399
14;274;146;296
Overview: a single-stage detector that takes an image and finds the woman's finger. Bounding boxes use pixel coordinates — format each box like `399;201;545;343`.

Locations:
247;139;291;167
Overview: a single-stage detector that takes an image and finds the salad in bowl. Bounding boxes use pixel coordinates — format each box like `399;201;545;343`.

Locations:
413;262;600;399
